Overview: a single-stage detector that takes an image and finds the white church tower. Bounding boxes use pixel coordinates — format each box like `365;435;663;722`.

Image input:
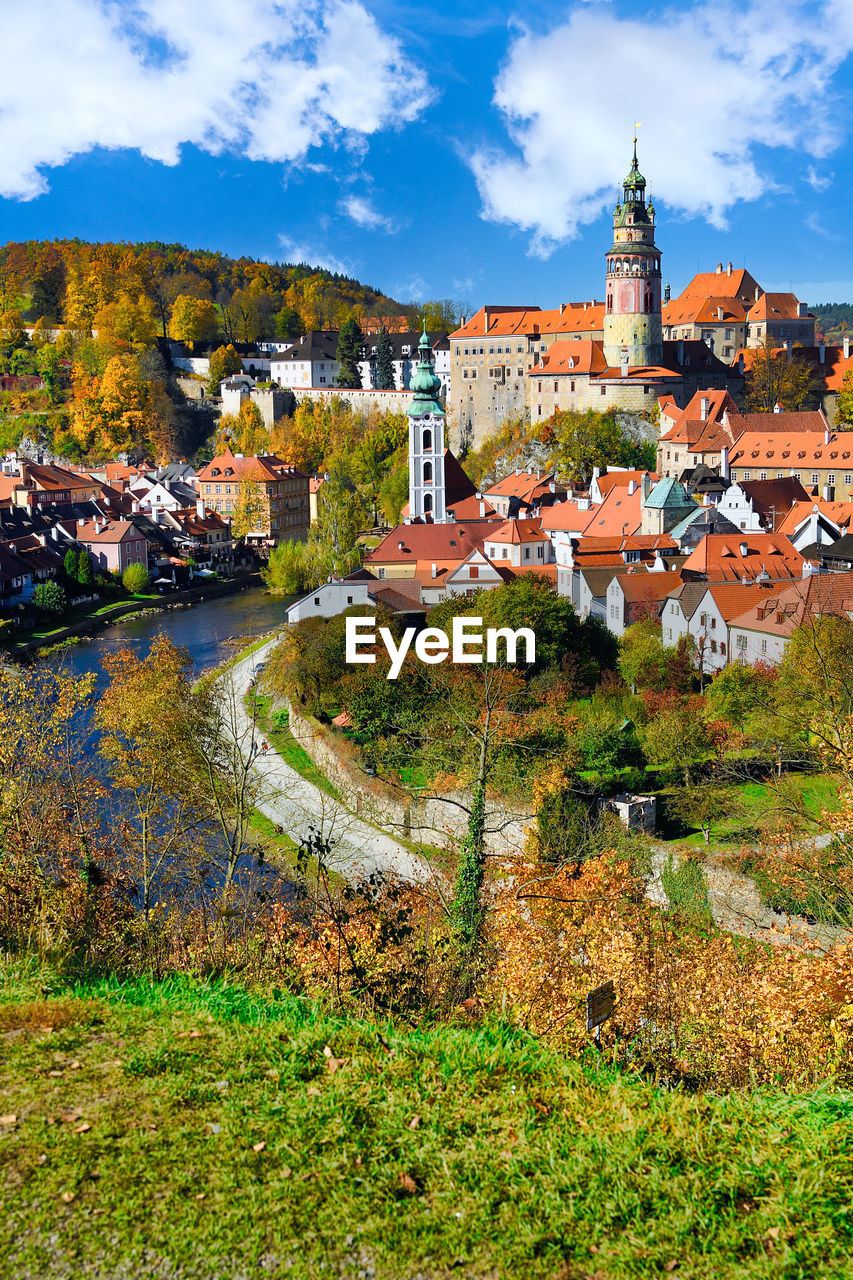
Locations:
407;325;447;523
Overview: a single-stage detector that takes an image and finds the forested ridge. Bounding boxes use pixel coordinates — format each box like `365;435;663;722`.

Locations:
0;239;409;340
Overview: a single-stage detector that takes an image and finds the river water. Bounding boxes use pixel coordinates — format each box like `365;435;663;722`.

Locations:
52;585;292;686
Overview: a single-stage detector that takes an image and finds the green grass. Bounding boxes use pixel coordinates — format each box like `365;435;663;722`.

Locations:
248;692;341;799
657;772;841;851
1;961;852;1279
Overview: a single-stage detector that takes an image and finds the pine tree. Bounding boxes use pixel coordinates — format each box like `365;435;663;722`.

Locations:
63;547;78;580
335;317;364;389
375;325;396;390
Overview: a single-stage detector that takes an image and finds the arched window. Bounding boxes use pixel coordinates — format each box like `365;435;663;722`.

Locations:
423;492;433;514
423;428;432;451
423;461;433;483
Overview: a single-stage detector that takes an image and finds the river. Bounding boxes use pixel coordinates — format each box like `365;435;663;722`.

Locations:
51;585;293;686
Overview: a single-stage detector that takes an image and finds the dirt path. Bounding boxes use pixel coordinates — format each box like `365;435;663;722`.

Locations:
227;637;431;886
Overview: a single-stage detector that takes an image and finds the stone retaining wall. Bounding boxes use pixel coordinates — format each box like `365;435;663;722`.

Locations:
287;705;530;857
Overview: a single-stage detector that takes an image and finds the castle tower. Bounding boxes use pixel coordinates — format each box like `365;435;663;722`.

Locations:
407;325;447;523
603;138;663;369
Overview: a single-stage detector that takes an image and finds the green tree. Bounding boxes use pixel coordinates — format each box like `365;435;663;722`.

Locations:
374;325;395;390
231;479;266;540
275;305;303;342
207;343;243;395
335;316;364;389
63;547;78;581
32;581;67;615
306;477;366;582
77;548;93;588
262;540;309;595
379;465;409;526
551;410;627;487
123;562;151;594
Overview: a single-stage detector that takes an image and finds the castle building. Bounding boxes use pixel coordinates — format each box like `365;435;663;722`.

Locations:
603;137;663;368
407;325;449;523
449;140;742;443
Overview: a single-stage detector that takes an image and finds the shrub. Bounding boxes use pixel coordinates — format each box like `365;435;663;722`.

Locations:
122;562;151;594
32;581;67;615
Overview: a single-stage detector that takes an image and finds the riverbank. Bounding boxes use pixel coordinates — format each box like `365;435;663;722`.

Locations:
6;572;264;660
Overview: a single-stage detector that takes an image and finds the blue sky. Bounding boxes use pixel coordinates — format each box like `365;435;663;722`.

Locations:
1;0;852;311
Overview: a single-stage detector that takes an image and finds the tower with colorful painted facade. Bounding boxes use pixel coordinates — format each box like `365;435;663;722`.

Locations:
407;324;448;522
602;138;663;369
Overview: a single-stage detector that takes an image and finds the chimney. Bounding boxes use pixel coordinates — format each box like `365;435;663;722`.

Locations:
845;335;851;360
727;262;733;276
738;352;745;376
484;309;490;334
621;344;629;378
431;562;437;579
398;540;404;550
131;498;140;514
479;501;485;517
560;303;566;314
716;263;723;274
700;396;709;421
755;287;760;301
717;307;724;321
720;446;730;481
628;479;637;495
739;541;749;557
677;339;684;366
197;497;206;519
825;426;832;446
797;302;807;318
819;341;826;364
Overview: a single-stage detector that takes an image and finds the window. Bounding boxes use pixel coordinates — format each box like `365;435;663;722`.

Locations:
710;640;717;653
423;461;433;483
737;634;747;650
600;387;606;396
845;474;852;485
215;484;221;494
423;428;432;450
743;471;750;481
469;565;479;579
423;493;433;513
347;595;353;604
711;617;717;630
377;567;385;579
760;638;768;654
553;381;558;393
570;380;575;391
829;473;836;484
760;472;767;481
812;473;820;484
314;597;320;605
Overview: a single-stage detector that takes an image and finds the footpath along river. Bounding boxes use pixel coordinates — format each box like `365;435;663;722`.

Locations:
50;584;429;885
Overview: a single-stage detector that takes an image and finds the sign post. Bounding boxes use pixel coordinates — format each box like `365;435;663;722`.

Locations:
586;979;616;1049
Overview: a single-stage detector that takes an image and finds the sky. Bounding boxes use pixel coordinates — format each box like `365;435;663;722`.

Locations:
1;0;852;311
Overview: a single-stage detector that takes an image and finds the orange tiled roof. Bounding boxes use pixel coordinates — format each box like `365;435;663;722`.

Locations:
728;431;853;471
676;267;761;306
487;518;549;545
729;572;853;636
747;292;812;322
365;522;488;564
484;470;555;501
613;569;683;602
663;296;748;326
775;499;853;537
681;533;805;582
451;303;605;341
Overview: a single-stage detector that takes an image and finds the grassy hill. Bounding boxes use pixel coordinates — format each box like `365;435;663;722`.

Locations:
2;961;852;1280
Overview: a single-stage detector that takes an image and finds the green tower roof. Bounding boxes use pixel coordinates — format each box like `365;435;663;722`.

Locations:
407;324;445;418
623;136;646;190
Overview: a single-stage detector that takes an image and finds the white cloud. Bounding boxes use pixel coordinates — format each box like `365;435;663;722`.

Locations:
277;235;355;275
340;194;396;233
0;0;431;200
471;0;853;255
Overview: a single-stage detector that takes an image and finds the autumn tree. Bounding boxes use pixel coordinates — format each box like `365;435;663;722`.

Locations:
231;479;266;539
96;636;206;918
306;476;366;582
835;368;853;426
207;343;243;395
170;294;220;347
744;340;822;412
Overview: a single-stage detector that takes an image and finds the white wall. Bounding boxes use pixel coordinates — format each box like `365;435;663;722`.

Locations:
286;581;373;623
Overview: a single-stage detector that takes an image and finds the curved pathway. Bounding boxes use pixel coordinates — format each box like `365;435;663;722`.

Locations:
227;637;430;885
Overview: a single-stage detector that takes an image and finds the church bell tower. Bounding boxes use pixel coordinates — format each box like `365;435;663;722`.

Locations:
603;137;663;369
407;325;447;523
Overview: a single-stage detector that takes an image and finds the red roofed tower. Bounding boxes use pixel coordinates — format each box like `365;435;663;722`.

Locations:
603;136;663;370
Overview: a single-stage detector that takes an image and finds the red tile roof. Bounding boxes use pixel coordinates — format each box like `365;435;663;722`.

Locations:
365;522;488;564
728;431;853;472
